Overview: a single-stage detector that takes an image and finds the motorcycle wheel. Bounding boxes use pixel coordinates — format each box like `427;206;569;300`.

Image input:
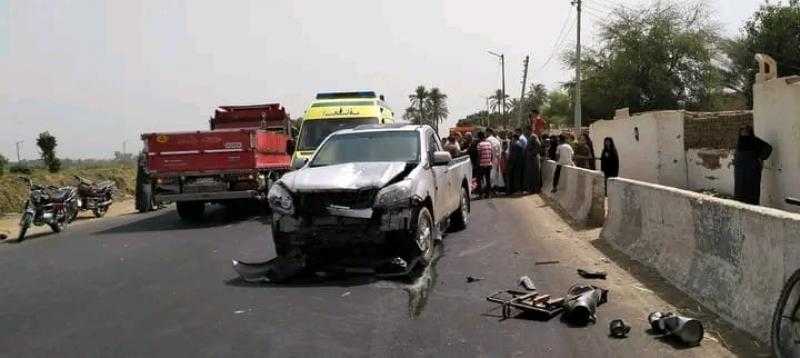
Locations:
17;224;29;242
17;212;32;242
93;206;108;218
49;221;63;233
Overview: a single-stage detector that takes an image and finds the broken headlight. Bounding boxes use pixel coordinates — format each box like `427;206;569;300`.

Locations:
267;183;294;215
374;179;414;208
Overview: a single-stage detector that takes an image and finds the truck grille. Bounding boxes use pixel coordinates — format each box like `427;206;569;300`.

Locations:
296;190;378;215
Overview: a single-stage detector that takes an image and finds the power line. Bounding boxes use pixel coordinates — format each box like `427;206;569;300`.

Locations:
537;9;575;72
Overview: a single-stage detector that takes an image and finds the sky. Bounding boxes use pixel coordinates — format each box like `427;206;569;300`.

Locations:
0;0;767;159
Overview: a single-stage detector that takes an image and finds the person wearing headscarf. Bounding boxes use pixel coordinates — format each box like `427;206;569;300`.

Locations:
524;132;543;193
600;137;620;195
734;125;772;205
506;129;526;194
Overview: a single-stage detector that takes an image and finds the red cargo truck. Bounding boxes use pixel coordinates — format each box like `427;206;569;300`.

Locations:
136;103;294;221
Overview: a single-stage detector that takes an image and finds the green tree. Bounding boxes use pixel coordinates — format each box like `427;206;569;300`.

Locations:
721;0;800;106
426;87;448;133
402;106;422;124
563;1;721;121
36;131;61;173
408;86;429;126
510;83;549;128
488;89;509;115
542;89;572;128
0;153;8;176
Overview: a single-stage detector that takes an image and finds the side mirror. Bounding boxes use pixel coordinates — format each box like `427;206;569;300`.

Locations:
431;151;452;166
291;157;308;170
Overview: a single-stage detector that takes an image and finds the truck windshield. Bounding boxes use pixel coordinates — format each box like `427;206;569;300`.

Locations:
310;131;420;167
297;117;380;151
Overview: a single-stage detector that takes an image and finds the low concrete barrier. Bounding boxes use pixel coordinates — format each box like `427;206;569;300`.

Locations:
540;160;605;227
601;177;800;342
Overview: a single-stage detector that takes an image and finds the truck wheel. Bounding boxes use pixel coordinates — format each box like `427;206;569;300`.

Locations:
449;185;470;231
176;201;205;221
409;207;435;267
135;161;154;213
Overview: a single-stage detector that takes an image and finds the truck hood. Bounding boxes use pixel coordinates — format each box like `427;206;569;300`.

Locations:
281;162;409;192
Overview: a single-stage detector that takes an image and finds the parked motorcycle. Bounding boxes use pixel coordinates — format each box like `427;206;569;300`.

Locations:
17;177;79;241
73;175;116;219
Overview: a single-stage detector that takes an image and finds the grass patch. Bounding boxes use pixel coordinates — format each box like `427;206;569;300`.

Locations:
0;165;136;215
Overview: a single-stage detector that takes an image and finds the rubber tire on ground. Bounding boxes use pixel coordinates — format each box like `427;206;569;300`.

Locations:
93;206;108;218
449;185;470;231
18;224;29;242
409;206;435;267
176;201;205;221
135;161;154;213
49;221;63;233
772;268;800;358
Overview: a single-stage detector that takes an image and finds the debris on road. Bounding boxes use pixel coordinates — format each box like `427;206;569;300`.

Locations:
562;284;609;325
466;276;484;283
518;276;536;291
535;260;560;266
609;319;631;338
232;254;307;283
0;234;7;241
577;269;608;280
486;290;564;319
341;291;351;297
648;311;704;346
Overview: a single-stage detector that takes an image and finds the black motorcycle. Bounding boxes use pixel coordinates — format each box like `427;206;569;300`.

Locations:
17;177;78;241
73;175;116;219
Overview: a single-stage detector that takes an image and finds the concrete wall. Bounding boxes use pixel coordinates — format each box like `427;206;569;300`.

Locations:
754;67;800;212
540;160;605;227
686;148;735;195
601;177;800;342
589;110;687;188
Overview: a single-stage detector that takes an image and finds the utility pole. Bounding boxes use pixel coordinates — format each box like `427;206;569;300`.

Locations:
573;0;583;130
518;55;531;129
487;50;506;128
15;140;23;162
122;140;129;156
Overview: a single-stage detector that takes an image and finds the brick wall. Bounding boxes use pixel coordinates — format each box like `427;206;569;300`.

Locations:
684;111;753;149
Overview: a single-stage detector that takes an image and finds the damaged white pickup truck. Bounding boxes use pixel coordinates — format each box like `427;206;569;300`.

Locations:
234;124;472;280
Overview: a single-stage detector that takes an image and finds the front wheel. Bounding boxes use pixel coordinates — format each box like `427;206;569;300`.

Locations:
17;212;32;241
409;207;435;267
772;269;800;357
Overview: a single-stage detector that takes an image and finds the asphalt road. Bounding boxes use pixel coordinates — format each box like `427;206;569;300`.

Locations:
0;196;762;357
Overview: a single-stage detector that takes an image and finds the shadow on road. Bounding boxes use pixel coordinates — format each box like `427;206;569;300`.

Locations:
94;203;271;236
589;238;768;356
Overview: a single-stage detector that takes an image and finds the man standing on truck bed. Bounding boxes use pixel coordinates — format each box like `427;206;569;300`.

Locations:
291;91;395;169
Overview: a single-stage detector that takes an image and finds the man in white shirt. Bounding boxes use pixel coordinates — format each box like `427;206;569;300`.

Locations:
486;128;505;189
552;134;574;193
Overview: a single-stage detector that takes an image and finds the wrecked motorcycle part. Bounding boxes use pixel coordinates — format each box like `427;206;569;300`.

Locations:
577;269;608;280
562;284;609;325
232;254;307;283
466;276;484;283
487;290;564;319
535;260;560;265
609;319;631;338
648;312;704;346
518;276;537;291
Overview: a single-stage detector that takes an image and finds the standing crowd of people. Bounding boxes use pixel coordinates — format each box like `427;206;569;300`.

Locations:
441;110;625;199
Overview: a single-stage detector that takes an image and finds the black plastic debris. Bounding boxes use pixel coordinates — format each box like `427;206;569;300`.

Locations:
577;269;608;280
562;284;609;325
648;312;704;346
467;276;485;283
518;276;537;291
0;234;7;241
609;319;631;338
232;255;307;283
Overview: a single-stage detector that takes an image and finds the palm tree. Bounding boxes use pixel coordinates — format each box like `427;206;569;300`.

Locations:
426;88;448;133
489;89;509;126
409;86;429;126
403;106;421;124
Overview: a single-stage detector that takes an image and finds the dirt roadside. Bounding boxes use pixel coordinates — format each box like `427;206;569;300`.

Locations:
0;199;137;242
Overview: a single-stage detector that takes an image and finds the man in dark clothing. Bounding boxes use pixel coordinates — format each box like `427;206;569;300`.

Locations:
547;135;559;160
506;129;526;194
524;132;543;193
734;126;772;205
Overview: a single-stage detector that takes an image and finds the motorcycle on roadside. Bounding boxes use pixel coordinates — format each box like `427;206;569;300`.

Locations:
72;175;116;219
16;177;79;242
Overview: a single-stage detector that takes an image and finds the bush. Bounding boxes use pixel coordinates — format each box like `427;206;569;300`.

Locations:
0;154;7;176
9;164;32;175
